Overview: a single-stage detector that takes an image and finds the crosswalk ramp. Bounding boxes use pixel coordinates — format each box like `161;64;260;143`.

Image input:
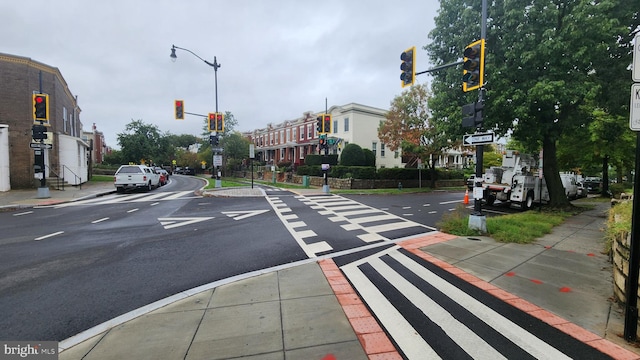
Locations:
46;191;199;208
340;246;612;359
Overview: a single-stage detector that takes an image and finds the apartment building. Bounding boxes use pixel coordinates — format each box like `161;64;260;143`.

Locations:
245;103;405;169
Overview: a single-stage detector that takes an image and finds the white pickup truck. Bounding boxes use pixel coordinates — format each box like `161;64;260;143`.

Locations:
114;165;160;193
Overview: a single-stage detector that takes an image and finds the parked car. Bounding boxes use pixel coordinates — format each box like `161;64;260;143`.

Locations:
560;173;578;199
155;167;169;181
576;182;588;198
157;171;167;186
584;177;602;194
183;167;196;175
113;165;160;193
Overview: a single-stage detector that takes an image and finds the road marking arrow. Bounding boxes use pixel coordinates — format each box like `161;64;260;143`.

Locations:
222;209;270;221
158;217;213;229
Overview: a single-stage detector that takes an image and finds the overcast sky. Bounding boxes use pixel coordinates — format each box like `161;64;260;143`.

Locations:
2;0;440;148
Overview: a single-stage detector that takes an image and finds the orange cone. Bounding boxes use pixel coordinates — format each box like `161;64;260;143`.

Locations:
464;189;469;205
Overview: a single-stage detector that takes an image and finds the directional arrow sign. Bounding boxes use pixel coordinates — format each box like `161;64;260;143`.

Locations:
158;217;213;229
30;143;53;149
463;132;494;146
222;209;269;221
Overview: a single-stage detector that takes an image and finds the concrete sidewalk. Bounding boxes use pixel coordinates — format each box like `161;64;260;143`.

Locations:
1;183;638;358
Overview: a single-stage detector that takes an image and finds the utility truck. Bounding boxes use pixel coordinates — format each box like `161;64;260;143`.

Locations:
482;150;549;210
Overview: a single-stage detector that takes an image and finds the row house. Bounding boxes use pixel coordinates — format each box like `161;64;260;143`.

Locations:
245;103;405;169
0;52;90;189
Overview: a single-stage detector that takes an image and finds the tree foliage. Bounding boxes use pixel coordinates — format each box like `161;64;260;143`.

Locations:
117;119;173;166
340;143;366;166
427;0;638;207
379;84;459;187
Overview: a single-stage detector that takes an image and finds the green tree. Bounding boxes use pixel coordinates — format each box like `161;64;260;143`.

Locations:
379;84;454;188
340;143;366;166
427;0;637;207
117;120;172;165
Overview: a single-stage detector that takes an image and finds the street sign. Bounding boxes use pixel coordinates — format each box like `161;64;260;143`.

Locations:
30;143;52;149
631;84;640;131
213;155;223;167
633;33;640;82
463;132;494;146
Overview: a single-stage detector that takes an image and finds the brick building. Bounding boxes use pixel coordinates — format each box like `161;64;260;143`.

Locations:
0;52;89;189
245;103;406;169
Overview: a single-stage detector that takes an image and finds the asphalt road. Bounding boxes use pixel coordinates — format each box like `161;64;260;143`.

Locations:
0;182;517;342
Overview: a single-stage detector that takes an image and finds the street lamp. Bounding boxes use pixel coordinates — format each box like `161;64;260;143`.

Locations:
170;44;221;113
170;44;223;185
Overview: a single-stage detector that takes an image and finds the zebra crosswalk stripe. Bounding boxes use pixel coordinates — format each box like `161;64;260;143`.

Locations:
342;247;573;360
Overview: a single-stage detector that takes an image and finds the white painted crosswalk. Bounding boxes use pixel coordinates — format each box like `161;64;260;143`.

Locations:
47;191;198;208
300;194;435;242
340;246;605;359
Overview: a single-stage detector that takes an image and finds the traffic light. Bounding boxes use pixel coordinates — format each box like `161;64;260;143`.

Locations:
316;115;323;134
462;39;485;92
175;100;184;120
461;101;484;128
215;113;224;132
32;124;47;140
33;94;49;121
319;136;326;149
208;113;216;131
209;134;219;146
322;114;331;133
400;46;416;88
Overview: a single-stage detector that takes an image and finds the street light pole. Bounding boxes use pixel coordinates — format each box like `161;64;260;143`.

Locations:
170;45;220;112
170;45;222;186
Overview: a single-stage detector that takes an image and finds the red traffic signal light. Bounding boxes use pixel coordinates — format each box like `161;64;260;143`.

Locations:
208;113;216;131
33;94;49;121
215;113;224;132
322;114;331;133
175;100;184;120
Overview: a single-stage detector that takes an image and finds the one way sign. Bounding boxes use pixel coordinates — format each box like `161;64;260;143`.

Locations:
463;132;494;146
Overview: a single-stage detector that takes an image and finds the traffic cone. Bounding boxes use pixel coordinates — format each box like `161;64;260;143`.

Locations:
464;189;469;205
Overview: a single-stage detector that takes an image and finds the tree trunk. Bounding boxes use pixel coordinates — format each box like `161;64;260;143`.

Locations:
602;155;610;196
542;138;572;208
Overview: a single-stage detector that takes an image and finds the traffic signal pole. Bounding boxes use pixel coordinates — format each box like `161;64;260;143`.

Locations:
465;0;487;226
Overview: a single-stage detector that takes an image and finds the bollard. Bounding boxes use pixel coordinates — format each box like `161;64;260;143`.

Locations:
398;182;402;191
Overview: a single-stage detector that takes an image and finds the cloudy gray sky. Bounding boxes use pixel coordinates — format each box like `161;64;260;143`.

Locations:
2;0;440;148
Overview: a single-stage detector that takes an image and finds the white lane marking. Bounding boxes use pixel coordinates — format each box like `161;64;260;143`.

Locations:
158;217;214;230
127;208;139;213
35;231;64;241
13;211;33;216
91;217;110;224
222;209;270;221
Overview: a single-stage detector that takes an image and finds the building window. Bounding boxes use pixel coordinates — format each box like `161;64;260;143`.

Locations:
308;124;313;139
333;119;338;134
280;130;284;144
63;107;67;133
280;148;285;159
394;150;399;158
381;143;386;157
372;142;377;157
300;126;304;140
344;118;349;132
293;128;297;141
